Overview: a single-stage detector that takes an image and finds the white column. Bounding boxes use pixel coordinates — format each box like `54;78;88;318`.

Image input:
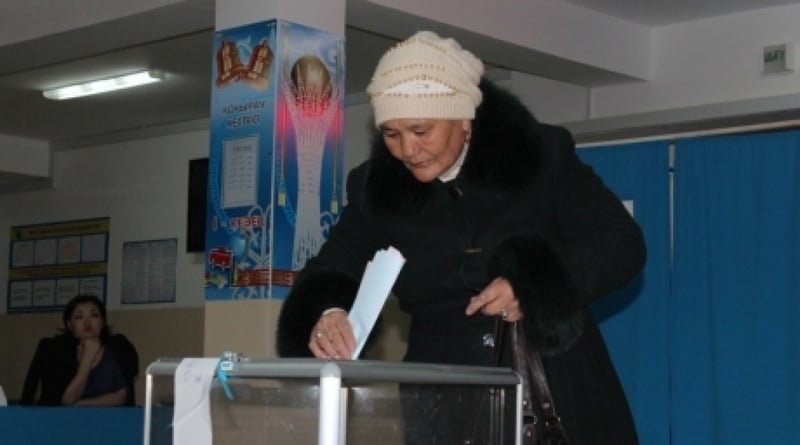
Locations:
205;0;346;359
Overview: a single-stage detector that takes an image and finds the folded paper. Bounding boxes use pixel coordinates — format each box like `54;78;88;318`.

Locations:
348;246;406;359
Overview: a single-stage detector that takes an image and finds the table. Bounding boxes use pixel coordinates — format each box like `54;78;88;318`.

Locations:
0;406;155;445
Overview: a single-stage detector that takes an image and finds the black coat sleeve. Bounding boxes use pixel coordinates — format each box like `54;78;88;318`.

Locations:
22;335;78;406
20;338;52;405
546;126;646;301
488;125;646;354
276;267;361;356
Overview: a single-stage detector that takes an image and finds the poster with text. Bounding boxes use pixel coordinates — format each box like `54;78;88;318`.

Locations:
205;19;344;300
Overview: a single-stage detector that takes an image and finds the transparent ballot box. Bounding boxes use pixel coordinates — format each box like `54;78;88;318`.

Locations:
144;358;523;445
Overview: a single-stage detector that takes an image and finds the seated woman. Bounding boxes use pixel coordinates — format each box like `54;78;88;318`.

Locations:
20;294;139;406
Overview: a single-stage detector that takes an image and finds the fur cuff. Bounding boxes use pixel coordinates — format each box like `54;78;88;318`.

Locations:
276;268;359;357
488;234;585;354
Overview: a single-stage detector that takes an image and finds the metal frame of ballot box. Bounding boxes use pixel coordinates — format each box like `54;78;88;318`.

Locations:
144;358;523;445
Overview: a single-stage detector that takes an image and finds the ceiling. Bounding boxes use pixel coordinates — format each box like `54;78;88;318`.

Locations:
1;0;800;147
559;0;800;26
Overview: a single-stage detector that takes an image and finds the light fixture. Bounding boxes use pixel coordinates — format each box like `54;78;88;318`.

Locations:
42;69;164;100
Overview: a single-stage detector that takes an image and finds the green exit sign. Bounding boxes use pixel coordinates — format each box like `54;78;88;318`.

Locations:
762;43;796;74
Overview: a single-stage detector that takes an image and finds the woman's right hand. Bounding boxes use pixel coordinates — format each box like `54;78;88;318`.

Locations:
308;309;356;360
62;337;103;405
79;338;101;365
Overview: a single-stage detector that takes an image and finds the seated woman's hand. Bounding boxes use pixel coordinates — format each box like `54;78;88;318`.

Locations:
309;309;356;360
78;338;102;366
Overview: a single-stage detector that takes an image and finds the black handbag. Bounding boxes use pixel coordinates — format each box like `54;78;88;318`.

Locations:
494;319;570;445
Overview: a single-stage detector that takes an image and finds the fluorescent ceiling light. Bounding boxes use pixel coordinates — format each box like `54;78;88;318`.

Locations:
43;69;164;100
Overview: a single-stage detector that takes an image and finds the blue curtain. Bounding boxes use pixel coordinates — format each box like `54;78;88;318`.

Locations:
672;131;800;444
577;141;671;445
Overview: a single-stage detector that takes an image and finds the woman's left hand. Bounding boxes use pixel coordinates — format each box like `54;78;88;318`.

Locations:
465;277;524;322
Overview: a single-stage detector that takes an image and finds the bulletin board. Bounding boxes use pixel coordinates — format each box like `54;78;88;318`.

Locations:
121;238;177;304
7;217;109;314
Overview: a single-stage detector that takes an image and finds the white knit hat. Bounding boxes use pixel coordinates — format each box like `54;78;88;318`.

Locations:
366;31;485;126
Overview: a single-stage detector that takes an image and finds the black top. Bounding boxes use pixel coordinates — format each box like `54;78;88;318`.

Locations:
20;333;139;406
81;347;126;399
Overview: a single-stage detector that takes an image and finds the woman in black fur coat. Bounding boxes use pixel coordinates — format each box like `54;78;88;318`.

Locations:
277;30;645;444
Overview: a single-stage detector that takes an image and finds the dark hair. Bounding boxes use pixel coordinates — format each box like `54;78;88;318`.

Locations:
61;294;112;341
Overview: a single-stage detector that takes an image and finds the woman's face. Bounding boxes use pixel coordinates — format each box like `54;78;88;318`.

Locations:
380;119;471;183
67;302;104;340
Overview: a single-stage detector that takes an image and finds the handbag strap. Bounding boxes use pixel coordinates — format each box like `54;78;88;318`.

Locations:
504;320;538;444
498;320;569;444
512;322;568;441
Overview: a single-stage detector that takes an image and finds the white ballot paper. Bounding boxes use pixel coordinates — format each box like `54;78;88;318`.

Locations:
348;246;406;359
173;358;219;445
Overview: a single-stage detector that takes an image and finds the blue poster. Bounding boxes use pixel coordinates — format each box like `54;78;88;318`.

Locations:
205;20;345;300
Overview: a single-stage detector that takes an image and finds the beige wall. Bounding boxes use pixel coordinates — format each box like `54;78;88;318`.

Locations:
1;307;204;405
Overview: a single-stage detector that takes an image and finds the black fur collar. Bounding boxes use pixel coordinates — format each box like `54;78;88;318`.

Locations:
363;79;543;217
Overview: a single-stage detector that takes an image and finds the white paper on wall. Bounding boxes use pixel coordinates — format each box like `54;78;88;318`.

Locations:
622;199;635;217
